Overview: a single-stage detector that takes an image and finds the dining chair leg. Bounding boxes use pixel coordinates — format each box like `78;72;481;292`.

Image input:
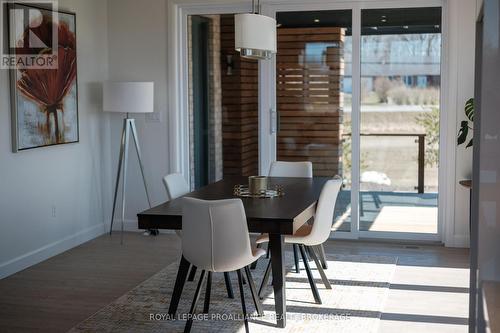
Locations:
244;266;264;316
317;244;328;269
308;246;332;289
168;256;191;316
188;265;197;282
293;244;300;273
250;244;262;270
203;271;212;313
184;270;206;333
224;272;234;299
306;246;314;261
299;245;322;304
258;258;272;299
237;269;250;333
242;274;247;285
266;244;270;259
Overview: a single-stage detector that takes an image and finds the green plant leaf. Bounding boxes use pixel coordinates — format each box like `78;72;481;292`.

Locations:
466;138;473;148
415;108;440;167
458;121;469;145
465;98;474;121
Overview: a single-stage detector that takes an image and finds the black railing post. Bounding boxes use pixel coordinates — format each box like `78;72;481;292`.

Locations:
417;135;425;194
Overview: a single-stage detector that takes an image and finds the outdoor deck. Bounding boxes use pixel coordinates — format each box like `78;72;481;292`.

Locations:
333;190;439;234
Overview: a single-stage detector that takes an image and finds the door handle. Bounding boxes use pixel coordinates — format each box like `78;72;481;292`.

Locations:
270;108;278;134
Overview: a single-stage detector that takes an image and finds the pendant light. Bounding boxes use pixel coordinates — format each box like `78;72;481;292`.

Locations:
235;0;277;60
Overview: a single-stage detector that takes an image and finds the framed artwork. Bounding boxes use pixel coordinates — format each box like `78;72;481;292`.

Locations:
8;3;78;152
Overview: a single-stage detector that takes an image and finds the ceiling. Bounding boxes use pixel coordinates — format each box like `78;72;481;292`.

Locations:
276;7;442;35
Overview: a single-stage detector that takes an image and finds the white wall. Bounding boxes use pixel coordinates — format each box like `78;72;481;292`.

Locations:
445;0;478;247
0;0;109;279
477;0;500;281
106;0;170;230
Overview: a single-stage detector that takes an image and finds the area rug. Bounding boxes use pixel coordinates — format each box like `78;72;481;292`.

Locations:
70;253;397;333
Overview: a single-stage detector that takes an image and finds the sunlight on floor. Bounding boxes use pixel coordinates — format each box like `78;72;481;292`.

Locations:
379;265;469;333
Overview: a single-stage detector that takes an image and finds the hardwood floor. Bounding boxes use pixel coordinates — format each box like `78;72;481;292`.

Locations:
0;233;181;333
0;233;469;333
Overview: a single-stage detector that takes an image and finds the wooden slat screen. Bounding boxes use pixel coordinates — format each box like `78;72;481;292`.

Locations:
277;27;345;177
221;15;259;176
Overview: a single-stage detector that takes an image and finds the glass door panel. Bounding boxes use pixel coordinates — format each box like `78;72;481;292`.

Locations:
275;10;353;233
188;14;259;189
359;8;441;234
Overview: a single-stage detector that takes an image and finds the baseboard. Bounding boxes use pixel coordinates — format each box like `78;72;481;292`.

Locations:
111;219;176;235
0;224;106;280
111;219;143;232
445;234;470;248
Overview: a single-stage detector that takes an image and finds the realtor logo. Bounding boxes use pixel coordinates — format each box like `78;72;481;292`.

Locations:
1;1;59;69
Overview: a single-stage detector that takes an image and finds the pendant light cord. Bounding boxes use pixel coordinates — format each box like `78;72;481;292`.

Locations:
251;0;260;14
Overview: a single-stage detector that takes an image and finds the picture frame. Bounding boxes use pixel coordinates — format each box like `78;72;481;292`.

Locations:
8;2;79;152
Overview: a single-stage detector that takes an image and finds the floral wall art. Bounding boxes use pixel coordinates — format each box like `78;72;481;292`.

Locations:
9;4;78;152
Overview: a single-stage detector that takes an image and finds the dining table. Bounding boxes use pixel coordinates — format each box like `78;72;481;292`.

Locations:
137;176;329;328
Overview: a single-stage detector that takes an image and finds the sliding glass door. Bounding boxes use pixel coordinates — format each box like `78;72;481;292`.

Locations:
275;10;353;234
265;3;443;240
182;1;444;241
359;7;441;236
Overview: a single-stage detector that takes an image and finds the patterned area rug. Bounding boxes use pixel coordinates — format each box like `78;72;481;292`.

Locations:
70;252;397;333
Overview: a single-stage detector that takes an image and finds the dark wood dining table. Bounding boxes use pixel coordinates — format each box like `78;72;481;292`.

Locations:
137;176;329;328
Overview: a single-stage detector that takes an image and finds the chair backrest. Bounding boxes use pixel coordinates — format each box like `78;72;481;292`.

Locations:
163;173;190;200
269;161;313;178
306;177;343;246
182;198;253;272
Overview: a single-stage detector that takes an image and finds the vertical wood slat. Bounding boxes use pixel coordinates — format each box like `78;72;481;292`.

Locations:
277;27;345;177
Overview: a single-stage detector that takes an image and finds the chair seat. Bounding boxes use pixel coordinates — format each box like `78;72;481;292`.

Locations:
256;224;314;245
253;247;267;258
210;246;266;273
239;246;267;269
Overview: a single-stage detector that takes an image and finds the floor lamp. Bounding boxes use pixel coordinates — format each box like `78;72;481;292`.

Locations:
103;82;154;243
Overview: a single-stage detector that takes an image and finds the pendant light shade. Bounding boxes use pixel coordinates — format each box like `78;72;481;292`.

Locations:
235;13;277;60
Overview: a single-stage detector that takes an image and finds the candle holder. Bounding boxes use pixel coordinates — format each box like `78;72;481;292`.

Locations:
248;176;268;195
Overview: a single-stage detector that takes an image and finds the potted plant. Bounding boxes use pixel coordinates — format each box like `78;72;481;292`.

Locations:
457;98;474;148
457;98;474;189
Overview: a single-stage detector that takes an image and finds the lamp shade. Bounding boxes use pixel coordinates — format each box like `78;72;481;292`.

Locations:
235;13;277;60
103;82;154;113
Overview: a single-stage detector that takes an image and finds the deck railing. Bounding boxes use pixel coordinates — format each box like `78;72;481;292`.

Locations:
343;133;427;193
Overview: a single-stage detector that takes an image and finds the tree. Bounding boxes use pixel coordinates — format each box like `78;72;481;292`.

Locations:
374;77;394;103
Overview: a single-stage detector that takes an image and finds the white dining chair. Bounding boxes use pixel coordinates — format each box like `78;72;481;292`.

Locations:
268;161;330;270
254;161;326;273
256;178;342;304
269;161;313;178
182;198;265;333
163;173;235;295
163;173;190;202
